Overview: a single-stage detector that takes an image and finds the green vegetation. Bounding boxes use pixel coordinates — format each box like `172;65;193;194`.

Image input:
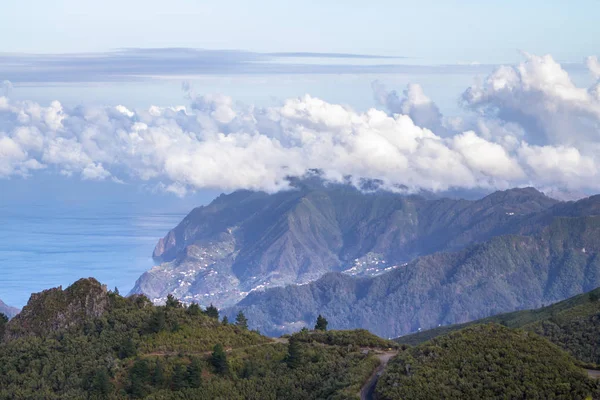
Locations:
292;329;399;349
377;324;600;399
397;286;600;365
0;279;382;399
315;314;328;331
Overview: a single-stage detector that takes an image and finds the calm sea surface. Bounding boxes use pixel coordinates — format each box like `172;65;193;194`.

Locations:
0;203;185;308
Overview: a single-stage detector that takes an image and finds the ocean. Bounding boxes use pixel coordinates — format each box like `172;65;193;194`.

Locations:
0;203;185;308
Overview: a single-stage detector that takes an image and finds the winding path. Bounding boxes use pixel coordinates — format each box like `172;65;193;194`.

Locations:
360;351;398;400
586;369;600;379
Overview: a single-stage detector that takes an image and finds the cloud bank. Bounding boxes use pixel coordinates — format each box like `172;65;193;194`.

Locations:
0;54;599;196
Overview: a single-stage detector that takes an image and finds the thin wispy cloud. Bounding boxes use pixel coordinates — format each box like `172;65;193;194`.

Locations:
0;48;493;83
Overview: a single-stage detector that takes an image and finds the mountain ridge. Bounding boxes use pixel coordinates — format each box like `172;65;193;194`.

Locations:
225;207;600;338
132;184;559;308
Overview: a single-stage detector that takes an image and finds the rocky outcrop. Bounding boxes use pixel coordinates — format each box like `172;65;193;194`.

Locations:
5;278;110;340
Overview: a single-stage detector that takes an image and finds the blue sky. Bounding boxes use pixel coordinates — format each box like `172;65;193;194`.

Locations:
2;0;598;64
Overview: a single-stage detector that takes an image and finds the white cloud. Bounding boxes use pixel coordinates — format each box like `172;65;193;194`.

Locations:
587;56;600;80
1;54;600;195
463;53;600;148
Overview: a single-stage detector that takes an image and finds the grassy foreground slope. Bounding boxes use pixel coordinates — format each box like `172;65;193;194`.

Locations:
0;279;382;400
397;286;600;365
378;324;600;400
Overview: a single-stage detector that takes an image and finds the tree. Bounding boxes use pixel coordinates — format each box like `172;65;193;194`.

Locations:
90;368;112;398
315;315;328;331
0;313;8;337
171;364;187;391
205;304;219;319
222;316;229;325
186;303;201;316
128;359;150;398
118;337;137;359
211;344;228;374
186;357;202;388
235;311;248;330
165;294;182;308
148;308;166;333
152;360;165;388
286;337;302;369
113;287;120;296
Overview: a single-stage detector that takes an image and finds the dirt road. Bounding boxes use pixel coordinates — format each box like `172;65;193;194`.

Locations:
586;369;600;379
359;351;397;400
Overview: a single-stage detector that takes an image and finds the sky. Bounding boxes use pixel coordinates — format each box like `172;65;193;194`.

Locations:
2;0;599;64
1;1;600;305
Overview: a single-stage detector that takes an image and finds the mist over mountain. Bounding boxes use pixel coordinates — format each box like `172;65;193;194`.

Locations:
131;180;558;308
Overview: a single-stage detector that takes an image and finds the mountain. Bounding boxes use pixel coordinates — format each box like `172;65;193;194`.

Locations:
397;285;600;365
0;299;19;319
0;279;387;399
225;203;600;338
376;324;600;399
131;181;558;307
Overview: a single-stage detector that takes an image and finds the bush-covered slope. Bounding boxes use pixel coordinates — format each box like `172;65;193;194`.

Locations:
376;324;600;400
0;279;382;399
397;286;600;365
227;215;600;338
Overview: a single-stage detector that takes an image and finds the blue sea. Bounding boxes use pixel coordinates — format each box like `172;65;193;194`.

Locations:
0;176;219;308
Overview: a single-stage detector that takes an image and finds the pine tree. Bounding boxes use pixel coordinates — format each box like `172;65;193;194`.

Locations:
118;337;137;359
90;368;112;397
113;286;120;296
0;313;7;337
222;316;229;325
205;303;219;319
211;344;228;374
152;360;165;388
128;359;150;398
165;294;182;308
186;357;202;389
235;311;248;329
186;303;201;316
148;308;166;333
286;337;302;369
315;315;328;331
171;364;187;391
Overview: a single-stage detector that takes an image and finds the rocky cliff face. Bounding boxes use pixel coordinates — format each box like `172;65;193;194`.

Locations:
5;278;110;340
131;181;559;307
0;300;19;319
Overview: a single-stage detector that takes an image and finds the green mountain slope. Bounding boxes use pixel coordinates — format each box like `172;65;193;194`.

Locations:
0;279;383;400
397;286;600;365
132;182;559;307
376;324;600;400
227;214;600;338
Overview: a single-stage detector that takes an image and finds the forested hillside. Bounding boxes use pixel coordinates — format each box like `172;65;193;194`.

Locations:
227;214;600;338
398;286;600;365
376;324;600;399
0;279;384;399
